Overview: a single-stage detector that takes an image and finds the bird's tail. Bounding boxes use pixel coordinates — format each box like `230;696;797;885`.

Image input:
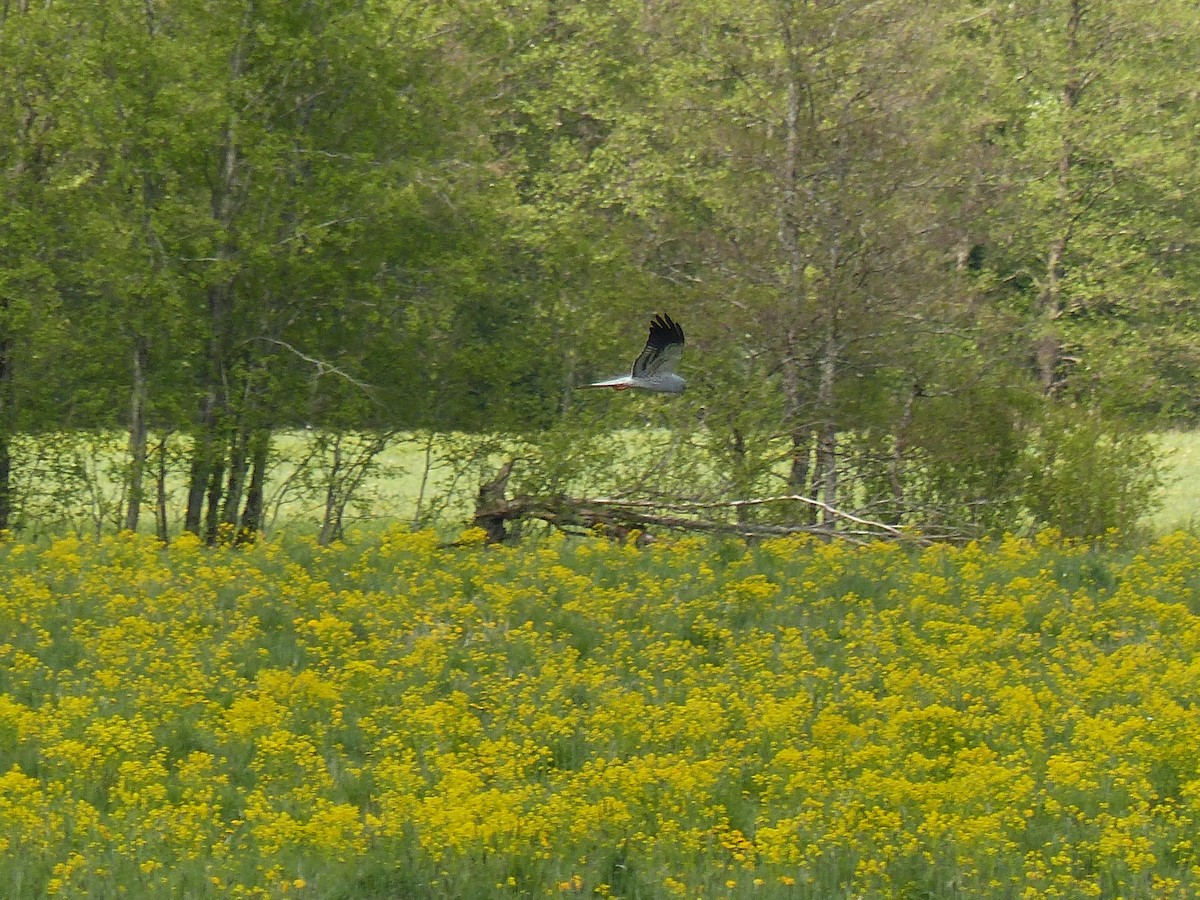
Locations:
578;376;632;389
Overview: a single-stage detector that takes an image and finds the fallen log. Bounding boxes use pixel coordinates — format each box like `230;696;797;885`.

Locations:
472;462;951;545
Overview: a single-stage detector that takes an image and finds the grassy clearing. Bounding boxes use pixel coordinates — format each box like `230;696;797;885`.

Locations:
3;529;1200;897
1151;431;1200;533
9;431;469;539
12;427;1200;540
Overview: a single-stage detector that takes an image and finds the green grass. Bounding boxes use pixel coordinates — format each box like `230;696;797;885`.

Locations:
262;429;1200;536
1152;431;1200;532
8;431;472;539
10;428;1200;539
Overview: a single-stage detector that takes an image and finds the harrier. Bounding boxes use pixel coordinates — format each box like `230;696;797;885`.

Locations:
580;314;686;394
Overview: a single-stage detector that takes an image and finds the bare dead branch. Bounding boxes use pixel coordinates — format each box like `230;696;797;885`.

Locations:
583;493;910;538
473;478;948;546
256;338;377;396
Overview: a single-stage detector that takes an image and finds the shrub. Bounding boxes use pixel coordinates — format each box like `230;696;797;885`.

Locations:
1021;406;1166;539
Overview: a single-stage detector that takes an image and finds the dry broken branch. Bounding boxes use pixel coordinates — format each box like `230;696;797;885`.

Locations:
582;494;910;539
472;462;947;545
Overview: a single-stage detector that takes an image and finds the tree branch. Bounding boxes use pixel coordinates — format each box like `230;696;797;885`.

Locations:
256;338;377;396
584;494;911;539
472;468;948;545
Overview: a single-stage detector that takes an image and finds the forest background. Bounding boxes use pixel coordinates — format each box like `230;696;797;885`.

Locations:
2;0;1196;544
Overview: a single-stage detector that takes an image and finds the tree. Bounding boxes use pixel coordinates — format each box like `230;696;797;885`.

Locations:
0;0;1183;541
511;0;1028;526
0;1;82;534
976;0;1200;412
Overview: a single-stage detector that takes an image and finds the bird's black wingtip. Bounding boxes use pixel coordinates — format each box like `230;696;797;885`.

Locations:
649;313;684;345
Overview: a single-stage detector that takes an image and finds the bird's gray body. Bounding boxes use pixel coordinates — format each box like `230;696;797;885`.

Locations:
582;314;686;394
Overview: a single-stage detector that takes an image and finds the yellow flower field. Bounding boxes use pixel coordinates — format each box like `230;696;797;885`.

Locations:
3;528;1200;898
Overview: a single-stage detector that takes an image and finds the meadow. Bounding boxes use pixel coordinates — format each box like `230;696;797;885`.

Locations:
1151;432;1200;532
4;527;1200;898
12;426;1200;540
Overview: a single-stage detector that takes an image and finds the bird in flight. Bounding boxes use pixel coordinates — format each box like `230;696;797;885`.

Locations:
581;314;686;394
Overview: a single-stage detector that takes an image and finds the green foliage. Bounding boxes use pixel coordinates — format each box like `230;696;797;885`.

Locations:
1021;407;1167;539
2;0;1197;539
7;433;130;540
894;376;1037;535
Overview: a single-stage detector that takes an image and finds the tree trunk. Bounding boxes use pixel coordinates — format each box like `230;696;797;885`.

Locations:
778;53;814;511
183;453;207;534
559;291;577;415
1037;0;1082;395
186;277;235;537
413;430;436;528
782;349;812;498
184;390;218;534
0;312;10;536
155;433;170;542
124;336;149;532
470;490;917;545
187;25;247;536
474;459;516;544
318;433;344;546
731;427;749;525
237;429;269;544
814;317;839;529
204;458;225;544
220;425;249;528
782;349;814;523
0;431;9;537
778;31;803;280
889;383;920;522
221;373;259;528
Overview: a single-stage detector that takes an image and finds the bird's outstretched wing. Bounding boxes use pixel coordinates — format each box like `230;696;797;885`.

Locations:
630;314;685;378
